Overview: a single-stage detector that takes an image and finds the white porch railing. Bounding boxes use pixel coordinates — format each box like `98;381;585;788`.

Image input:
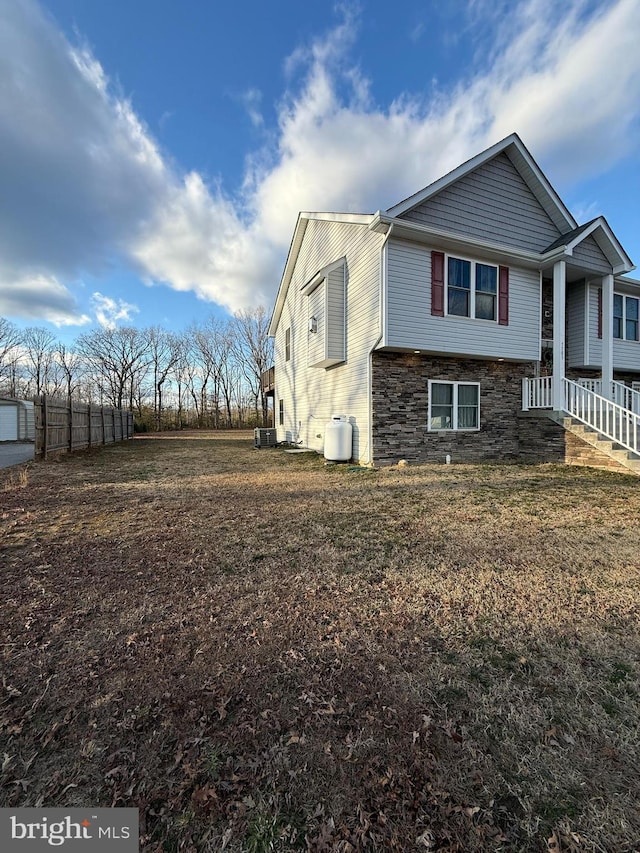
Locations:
521;376;552;410
565;379;640;456
612;380;640;414
576;378;640;414
523;376;640;456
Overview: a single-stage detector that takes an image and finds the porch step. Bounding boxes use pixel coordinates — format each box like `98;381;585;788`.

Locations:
547;411;640;475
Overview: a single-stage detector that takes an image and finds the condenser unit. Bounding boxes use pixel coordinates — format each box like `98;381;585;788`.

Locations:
254;428;278;448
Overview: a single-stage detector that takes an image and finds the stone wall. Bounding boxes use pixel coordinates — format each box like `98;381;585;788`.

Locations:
516;411;566;463
371;352;537;465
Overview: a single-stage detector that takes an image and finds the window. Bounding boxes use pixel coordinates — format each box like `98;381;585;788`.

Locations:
428;381;480;431
278;399;284;426
285;327;291;361
447;256;497;321
613;295;639;341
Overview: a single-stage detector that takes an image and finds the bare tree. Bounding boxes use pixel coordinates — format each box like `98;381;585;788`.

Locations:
233;306;273;426
77;327;151;409
56;343;83;400
23;326;56;396
148;327;182;429
0;318;21;394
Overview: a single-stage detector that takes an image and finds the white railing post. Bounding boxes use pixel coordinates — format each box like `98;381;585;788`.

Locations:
552;261;566;410
522;378;530;411
601;274;614;399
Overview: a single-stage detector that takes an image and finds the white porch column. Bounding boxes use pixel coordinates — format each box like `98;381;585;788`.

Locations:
552;260;566;411
601;273;614;399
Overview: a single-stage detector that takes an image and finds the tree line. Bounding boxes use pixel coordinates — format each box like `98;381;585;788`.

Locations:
0;308;274;430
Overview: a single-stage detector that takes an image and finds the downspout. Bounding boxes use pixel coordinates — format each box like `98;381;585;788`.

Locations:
367;222;394;465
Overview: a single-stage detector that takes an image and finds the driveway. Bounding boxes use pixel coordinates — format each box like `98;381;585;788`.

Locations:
0;442;35;469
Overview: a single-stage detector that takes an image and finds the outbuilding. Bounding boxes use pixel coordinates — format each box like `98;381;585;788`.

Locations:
0;398;36;467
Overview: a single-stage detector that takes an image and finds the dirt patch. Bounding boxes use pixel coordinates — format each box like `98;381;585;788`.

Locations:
1;432;639;851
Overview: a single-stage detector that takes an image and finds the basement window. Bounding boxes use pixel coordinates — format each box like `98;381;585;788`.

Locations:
428;381;480;431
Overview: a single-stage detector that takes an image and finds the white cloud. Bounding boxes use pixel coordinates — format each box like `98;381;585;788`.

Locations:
0;0;639;324
0;274;90;326
91;292;139;330
571;199;600;225
248;0;640;249
409;22;425;43
241;88;264;129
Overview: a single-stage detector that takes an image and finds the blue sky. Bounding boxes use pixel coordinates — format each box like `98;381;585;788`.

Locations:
0;0;639;342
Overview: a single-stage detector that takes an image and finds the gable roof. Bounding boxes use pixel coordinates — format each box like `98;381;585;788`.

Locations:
268;212;373;337
543;220;597;252
542;215;633;274
386;133;578;235
270;134;635;337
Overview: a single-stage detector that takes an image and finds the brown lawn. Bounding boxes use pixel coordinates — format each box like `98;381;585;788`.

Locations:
1;432;639;852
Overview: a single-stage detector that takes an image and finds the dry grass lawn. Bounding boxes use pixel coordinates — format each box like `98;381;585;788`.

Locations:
1;432;639;852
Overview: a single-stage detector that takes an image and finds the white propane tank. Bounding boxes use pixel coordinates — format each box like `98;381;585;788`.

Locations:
324;414;352;462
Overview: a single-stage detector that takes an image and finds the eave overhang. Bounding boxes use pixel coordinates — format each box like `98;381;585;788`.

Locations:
369;212;636;278
369;211;558;270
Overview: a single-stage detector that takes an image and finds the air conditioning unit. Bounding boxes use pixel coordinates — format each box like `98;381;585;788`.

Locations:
254;428;278;448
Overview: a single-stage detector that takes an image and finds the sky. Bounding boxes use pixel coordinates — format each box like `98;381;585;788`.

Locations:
0;0;639;342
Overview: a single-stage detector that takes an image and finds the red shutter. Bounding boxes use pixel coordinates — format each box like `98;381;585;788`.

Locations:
431;251;445;317
498;266;509;325
597;288;602;339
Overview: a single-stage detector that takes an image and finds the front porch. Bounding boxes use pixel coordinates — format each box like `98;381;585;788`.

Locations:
522;375;640;467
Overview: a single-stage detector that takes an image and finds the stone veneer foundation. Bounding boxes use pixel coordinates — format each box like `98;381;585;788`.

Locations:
371;352;542;465
370;352;640;469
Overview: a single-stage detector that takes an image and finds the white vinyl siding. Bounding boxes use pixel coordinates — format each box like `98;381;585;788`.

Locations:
306;262;346;368
398;152;561;252
385;239;540;360
566;281;587;369
326;265;346;362
572;235;612;275
586;282;640;371
274;218;383;463
307;284;325;366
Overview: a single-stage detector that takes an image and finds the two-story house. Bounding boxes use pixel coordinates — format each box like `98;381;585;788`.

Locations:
268;133;639;471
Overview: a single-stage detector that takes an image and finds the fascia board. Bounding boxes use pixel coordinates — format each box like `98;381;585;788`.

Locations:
268;215;308;337
298;211;373;225
616;274;640;288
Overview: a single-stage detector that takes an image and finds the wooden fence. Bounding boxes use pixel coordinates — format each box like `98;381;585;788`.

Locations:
34;395;134;458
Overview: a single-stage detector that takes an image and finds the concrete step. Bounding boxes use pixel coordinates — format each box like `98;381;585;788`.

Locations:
547;411;640;475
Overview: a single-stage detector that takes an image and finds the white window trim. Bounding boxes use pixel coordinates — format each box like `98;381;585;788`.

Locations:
613;293;639;342
285;327;291;361
445;253;499;323
427;380;481;432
